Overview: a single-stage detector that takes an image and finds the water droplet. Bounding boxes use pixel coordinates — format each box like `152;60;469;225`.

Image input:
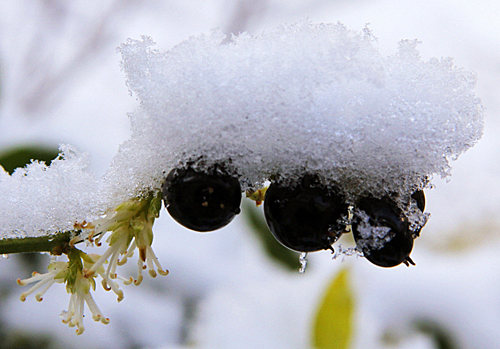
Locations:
2;254;9;259
299;252;308;273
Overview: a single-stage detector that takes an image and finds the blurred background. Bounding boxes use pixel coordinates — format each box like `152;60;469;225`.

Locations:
0;1;499;348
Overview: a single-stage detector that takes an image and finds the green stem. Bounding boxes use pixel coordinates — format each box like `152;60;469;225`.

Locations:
0;231;79;255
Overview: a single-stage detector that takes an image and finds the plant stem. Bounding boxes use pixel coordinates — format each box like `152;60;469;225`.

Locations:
0;231;78;255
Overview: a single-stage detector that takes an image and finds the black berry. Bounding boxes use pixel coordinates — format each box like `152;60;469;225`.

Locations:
263;175;348;252
162;164;242;232
352;196;414;267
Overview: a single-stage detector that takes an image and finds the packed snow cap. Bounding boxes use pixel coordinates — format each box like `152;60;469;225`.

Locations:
0;21;484;237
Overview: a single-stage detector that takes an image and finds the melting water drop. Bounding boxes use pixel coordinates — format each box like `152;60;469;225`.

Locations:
299;252;308;273
2;254;9;259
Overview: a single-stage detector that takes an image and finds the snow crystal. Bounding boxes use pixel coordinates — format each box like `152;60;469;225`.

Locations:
0;145;103;237
109;20;483;205
354;209;394;251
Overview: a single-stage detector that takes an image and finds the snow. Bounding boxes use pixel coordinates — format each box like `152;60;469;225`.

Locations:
0;144;104;237
110;21;482;206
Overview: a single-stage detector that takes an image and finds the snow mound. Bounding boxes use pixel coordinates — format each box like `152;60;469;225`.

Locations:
111;20;483;203
0;145;103;237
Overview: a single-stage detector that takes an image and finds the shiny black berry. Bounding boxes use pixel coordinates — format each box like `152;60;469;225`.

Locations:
162;164;242;232
352;196;414;268
263;175;348;252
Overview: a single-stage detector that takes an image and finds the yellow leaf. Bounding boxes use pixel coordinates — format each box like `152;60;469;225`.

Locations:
312;267;355;349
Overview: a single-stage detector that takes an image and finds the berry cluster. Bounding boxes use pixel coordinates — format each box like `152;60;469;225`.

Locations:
162;162;427;268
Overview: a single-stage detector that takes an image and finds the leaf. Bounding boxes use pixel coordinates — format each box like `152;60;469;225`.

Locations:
414;319;457;349
0;144;60;174
312;267;355;349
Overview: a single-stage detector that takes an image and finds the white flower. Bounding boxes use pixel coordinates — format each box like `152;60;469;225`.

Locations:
84;252;126;302
60;267;109;335
17;260;67;302
85;193;168;287
18;249;110;335
17;193;168;335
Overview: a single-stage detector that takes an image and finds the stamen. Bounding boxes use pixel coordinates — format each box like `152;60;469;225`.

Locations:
84;244;118;278
19;272;59;301
134;258;144;286
118;244;136;266
35;278;57;302
85;292;110;324
146;245;169;276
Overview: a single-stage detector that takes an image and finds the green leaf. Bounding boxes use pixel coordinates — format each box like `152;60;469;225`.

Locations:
312;267;355;349
414;319;457;349
0;144;60;174
242;200;299;271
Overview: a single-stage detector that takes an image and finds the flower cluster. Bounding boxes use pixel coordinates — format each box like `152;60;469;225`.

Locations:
17;192;168;334
85;192;168;286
